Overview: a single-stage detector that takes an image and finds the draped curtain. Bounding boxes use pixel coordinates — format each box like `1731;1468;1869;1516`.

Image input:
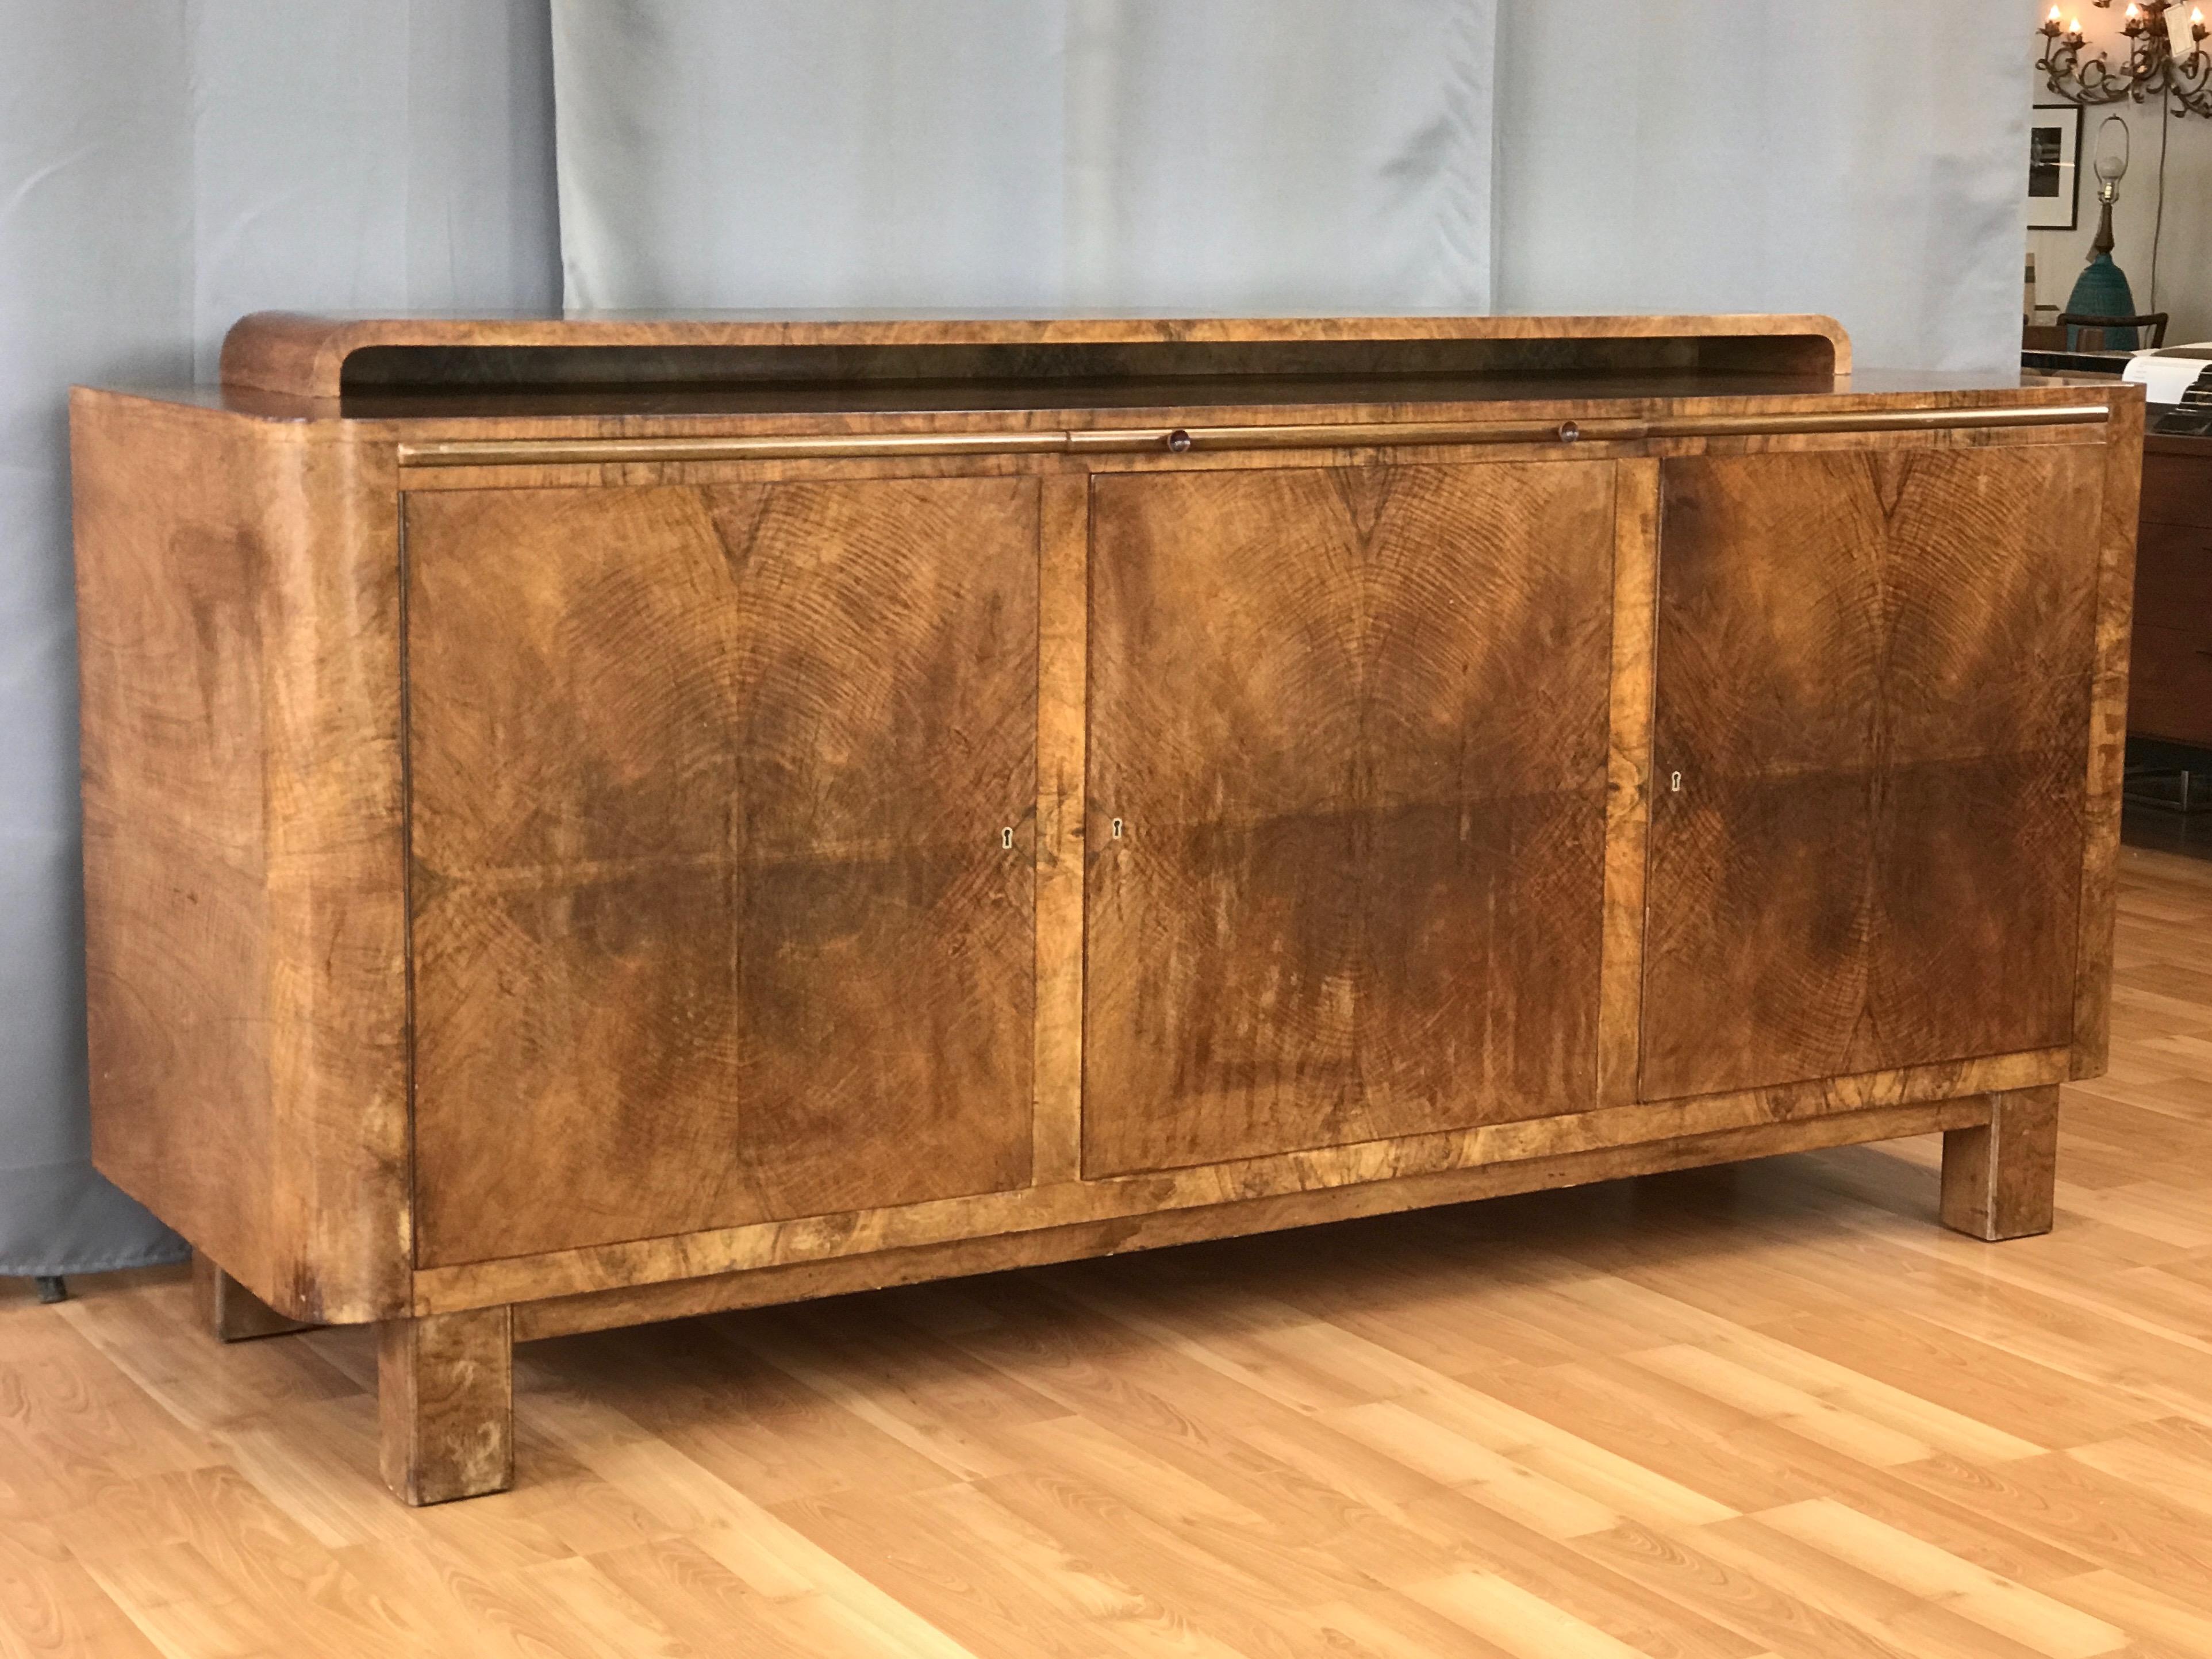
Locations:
0;0;558;1277
1495;1;2034;371
2;0;2029;1276
551;0;1500;314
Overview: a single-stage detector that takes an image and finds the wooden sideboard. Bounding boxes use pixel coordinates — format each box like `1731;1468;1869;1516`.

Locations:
71;312;2140;1504
2127;432;2212;748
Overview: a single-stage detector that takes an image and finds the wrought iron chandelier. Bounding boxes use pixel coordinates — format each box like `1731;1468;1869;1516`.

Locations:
2041;0;2212;117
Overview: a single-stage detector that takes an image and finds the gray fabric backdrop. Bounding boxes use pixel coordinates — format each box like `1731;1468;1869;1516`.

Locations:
552;0;2030;371
551;0;1500;314
1494;1;2033;371
3;0;2030;1278
0;0;559;1277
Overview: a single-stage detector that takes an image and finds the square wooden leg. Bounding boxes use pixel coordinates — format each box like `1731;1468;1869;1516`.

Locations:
192;1250;313;1342
1940;1084;2059;1242
377;1307;513;1506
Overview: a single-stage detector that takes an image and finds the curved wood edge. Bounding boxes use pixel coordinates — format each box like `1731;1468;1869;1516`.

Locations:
218;313;351;404
72;389;412;1326
220;310;1854;399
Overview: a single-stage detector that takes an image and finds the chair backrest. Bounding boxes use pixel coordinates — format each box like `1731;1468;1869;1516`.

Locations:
2058;311;2170;350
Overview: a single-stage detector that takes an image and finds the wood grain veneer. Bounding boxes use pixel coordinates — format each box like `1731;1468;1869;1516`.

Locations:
1641;444;2107;1100
191;1251;313;1343
1597;460;1662;1110
221;310;1857;399
510;1095;1998;1341
2076;395;2145;1079
377;1306;511;1505
389;405;2102;468
404;478;1039;1266
1938;1084;2061;1241
71;313;2138;1503
70;391;409;1328
1083;459;1615;1174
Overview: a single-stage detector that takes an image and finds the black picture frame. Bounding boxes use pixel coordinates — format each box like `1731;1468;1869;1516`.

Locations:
2029;102;2084;231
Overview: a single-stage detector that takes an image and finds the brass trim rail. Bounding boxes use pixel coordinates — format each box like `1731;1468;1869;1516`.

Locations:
395;404;2110;468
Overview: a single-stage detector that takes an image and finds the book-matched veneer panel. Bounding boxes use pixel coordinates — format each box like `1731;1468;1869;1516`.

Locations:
1082;460;1617;1176
404;479;1040;1266
1641;443;2107;1101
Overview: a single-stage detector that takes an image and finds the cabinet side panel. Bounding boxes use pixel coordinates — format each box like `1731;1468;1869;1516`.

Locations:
71;391;409;1322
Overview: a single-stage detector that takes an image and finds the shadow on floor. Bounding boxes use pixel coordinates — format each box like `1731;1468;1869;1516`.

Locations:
2122;794;2212;860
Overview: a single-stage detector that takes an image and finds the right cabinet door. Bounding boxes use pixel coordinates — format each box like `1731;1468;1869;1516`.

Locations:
1640;442;2107;1101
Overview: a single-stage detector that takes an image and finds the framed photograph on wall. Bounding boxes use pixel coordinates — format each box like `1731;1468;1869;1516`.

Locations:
2029;102;2083;230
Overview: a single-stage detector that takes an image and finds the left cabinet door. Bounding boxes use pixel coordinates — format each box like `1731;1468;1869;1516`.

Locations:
405;479;1040;1267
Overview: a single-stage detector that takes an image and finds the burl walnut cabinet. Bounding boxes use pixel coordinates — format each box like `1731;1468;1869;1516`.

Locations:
71;313;2140;1504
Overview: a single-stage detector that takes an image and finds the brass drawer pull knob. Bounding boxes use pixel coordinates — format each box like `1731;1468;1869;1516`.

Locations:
1165;429;1193;454
1558;420;1582;443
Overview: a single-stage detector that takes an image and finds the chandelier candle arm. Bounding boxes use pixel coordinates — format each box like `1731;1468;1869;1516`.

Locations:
2040;0;2212;117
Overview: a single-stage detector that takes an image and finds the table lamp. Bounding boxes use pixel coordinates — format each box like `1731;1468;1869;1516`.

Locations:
2067;114;2141;348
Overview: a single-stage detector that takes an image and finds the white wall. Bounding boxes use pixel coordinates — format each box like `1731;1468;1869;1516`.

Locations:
1494;0;2034;372
2027;6;2212;342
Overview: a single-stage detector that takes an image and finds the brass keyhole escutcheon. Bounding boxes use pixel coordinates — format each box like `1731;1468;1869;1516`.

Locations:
1111;817;1124;839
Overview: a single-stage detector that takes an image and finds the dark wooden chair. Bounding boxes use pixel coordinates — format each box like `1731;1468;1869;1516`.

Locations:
2059;311;2169;350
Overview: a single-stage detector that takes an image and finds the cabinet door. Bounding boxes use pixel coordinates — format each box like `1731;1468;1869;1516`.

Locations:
406;479;1038;1266
1640;444;2106;1101
1083;460;1617;1177
2126;517;2212;746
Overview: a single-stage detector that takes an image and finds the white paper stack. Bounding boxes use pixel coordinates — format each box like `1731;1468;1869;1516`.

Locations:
2123;348;2212;405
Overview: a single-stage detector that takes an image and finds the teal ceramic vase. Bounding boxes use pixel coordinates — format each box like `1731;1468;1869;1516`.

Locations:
2066;254;2140;350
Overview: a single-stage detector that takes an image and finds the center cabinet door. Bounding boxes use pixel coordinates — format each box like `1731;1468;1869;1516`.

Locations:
406;479;1039;1268
1083;460;1619;1178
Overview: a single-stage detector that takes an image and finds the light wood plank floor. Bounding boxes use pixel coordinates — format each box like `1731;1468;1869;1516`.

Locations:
10;846;2212;1658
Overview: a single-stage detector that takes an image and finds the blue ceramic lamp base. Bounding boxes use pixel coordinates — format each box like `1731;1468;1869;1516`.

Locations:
2067;253;2140;350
